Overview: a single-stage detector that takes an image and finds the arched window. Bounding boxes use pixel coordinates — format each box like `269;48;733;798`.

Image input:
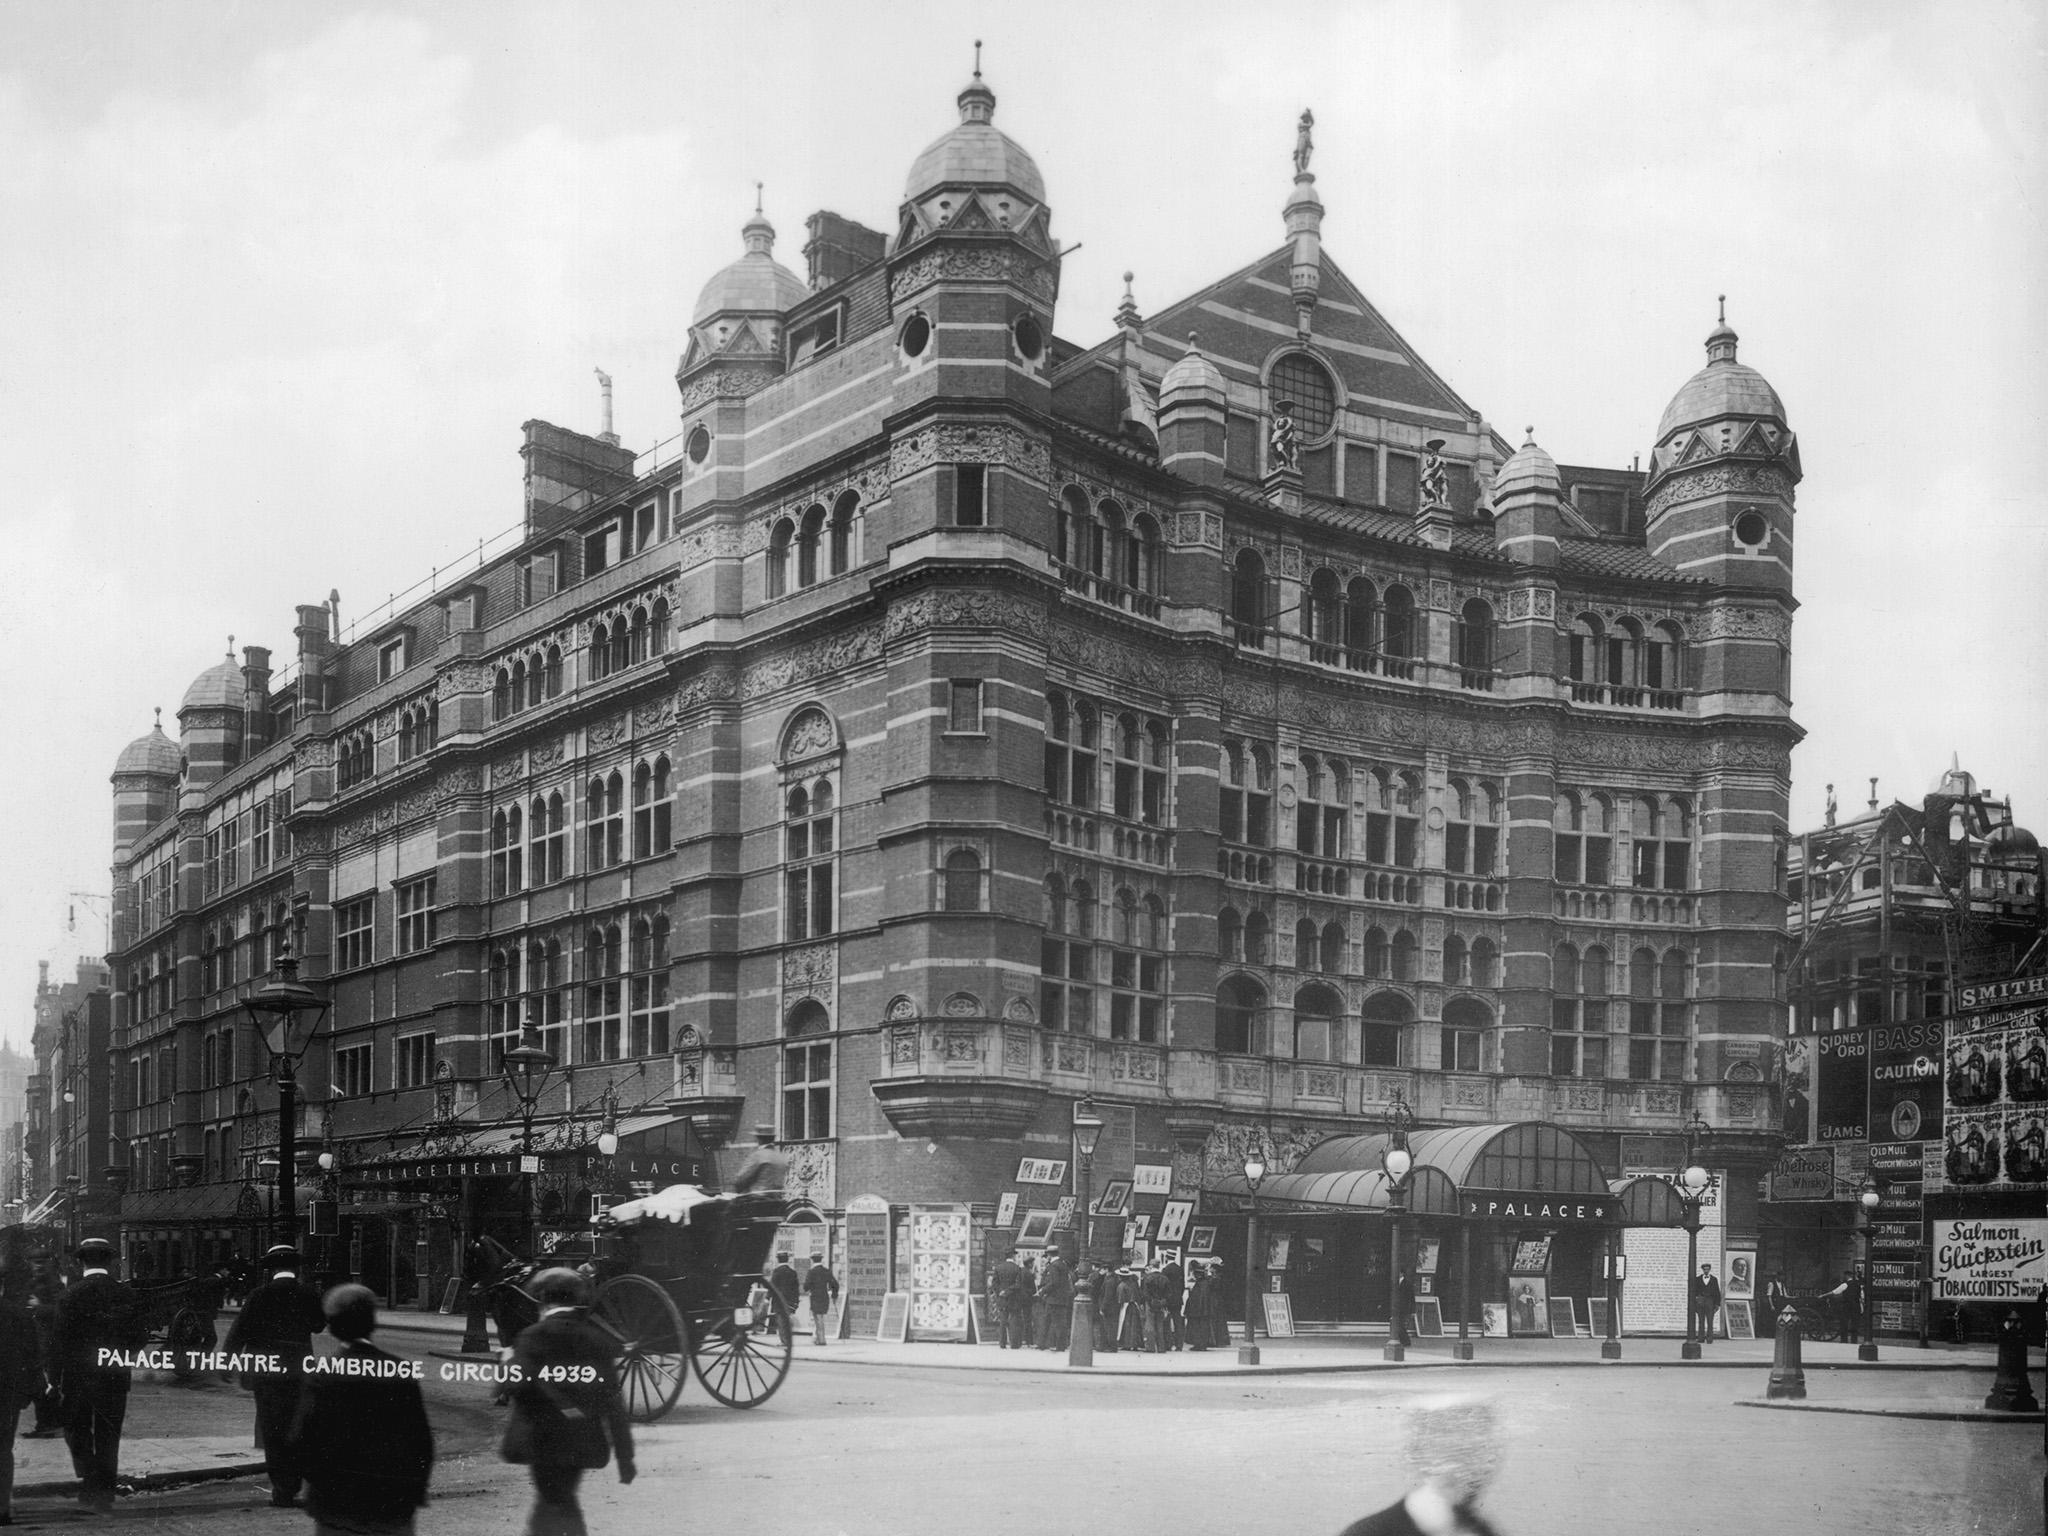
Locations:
1218;907;1243;964
1391;929;1419;982
1320;921;1345;975
1645;620;1682;692
1230;550;1270;644
785;777;836;941
523;654;543;709
628;913;671;1057
1471;937;1499;988
1095;499;1124;584
1245;910;1271;966
1363;925;1389;979
511;659;529;718
1446;777;1501;877
582;923;624;1063
1441;996;1491;1073
491;806;523;896
1443;934;1469;985
1569;615;1603;686
1457;598;1494;684
1293;983;1341;1062
627;606;649;666
1626;946;1691;1082
1307;569;1342;655
1268;352;1337;442
1044;691;1099;810
782;1001;834;1140
586;771;624;870
1106;886;1164;1042
943;849;982;912
1611;618;1644;689
1295;918;1320;970
768;518;795;598
650;598;671;657
1361;991;1411;1067
798;504;825;588
829;491;857;575
529;792;565;886
608;617;629;675
543;645;563;698
1130;513;1161;600
1216;975;1267;1055
1057;486;1089;571
1345;577;1378;668
1382;585;1417;658
493;668;512;722
589;623;612;682
632;757;672;859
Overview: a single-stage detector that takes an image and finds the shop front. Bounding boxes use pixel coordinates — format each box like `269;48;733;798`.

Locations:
1205;1123;1686;1339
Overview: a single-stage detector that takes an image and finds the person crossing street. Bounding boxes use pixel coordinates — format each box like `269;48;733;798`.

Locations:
222;1245;326;1507
49;1238;146;1514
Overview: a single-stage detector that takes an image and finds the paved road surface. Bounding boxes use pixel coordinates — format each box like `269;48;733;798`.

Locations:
20;1357;2036;1536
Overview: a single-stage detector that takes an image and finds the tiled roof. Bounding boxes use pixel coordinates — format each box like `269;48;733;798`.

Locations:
1557;537;1696;583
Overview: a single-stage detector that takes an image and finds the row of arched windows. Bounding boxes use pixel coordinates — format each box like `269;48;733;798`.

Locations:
1044;691;1170;823
590;600;671;682
1055;487;1162;612
397;698;439;761
493;646;564;720
1213;975;1424;1065
336;729;375;790
767;492;859;597
1567;614;1686;696
485;914;672;1068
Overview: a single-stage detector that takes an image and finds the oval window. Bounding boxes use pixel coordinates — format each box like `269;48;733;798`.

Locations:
1012;314;1044;361
686;425;711;465
1267;352;1338;442
1733;511;1768;547
901;314;932;359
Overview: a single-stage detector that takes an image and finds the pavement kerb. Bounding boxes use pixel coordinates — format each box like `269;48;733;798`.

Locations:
781;1349;2005;1378
14;1462;270;1499
1735;1398;2045;1425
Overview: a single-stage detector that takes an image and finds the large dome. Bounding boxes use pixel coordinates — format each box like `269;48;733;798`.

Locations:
1654;316;1786;442
181;653;244;712
114;723;180;778
903;73;1045;204
692;207;806;324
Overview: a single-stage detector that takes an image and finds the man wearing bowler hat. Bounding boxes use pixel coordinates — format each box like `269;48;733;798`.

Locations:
222;1245;326;1507
49;1239;145;1513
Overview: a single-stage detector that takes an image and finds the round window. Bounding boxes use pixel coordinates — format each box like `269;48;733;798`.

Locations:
685;425;711;465
900;314;931;359
1012;314;1044;361
1267;352;1338;442
1733;511;1768;547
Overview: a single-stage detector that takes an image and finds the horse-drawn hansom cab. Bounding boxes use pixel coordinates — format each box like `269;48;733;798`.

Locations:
471;1188;794;1421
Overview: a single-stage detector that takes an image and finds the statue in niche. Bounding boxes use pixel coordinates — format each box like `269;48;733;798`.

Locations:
1293;109;1315;176
1420;438;1451;510
1269;400;1299;471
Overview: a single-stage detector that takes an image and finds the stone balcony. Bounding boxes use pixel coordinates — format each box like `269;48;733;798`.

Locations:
870;1018;1777;1142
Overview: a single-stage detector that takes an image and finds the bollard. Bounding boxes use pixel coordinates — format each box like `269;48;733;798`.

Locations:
1767;1305;1807;1401
1067;1267;1095;1369
1983;1309;2040;1412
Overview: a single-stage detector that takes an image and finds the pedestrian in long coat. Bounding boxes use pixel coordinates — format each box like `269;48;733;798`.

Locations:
501;1269;635;1536
1204;1261;1234;1347
290;1285;433;1536
1115;1268;1146;1351
766;1252;799;1346
49;1239;146;1513
223;1244;327;1507
991;1249;1029;1349
1183;1264;1216;1352
0;1268;45;1520
1094;1261;1119;1352
1035;1251;1072;1351
801;1258;839;1345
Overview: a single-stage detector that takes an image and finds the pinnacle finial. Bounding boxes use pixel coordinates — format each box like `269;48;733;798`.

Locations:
1187;330;1200;352
973;39;982;78
226;635;235;657
1525;425;1535;444
1718;293;1726;324
153;707;161;731
754;181;764;216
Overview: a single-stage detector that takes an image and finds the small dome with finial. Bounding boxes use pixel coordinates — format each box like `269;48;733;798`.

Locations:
903;42;1046;205
1655;296;1787;442
1493;427;1560;496
692;187;808;324
181;642;245;712
114;714;181;778
1161;331;1225;406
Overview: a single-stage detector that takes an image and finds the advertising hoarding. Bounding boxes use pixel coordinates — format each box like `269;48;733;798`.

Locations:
1932;1218;2048;1301
1940;1006;2048;1191
1867;1021;1944;1142
1815;1031;1869;1142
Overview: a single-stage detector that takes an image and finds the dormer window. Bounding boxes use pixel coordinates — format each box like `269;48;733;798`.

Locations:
378;637;407;682
788;308;841;366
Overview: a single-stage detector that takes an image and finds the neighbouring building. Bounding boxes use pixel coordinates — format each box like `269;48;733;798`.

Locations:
20;958;113;1239
103;70;1804;1336
1768;767;2044;1337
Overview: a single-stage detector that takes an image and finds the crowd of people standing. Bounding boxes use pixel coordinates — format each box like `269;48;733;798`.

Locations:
989;1246;1233;1353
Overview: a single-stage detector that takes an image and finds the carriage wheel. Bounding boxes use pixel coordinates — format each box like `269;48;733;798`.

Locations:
593;1274;687;1423
167;1309;213;1380
687;1278;792;1409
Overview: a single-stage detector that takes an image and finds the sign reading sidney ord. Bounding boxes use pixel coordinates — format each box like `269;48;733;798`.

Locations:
1933;1218;2047;1300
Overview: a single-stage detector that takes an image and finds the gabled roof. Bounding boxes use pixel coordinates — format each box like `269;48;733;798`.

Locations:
1557;537;1697;584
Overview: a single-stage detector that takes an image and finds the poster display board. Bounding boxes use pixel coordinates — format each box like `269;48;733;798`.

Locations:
877;1292;911;1343
1481;1303;1508;1337
1815;1030;1870;1142
1412;1297;1444;1337
1587;1297;1615;1337
1723;1300;1755;1340
906;1205;972;1341
1259;1292;1295;1337
1509;1278;1550;1336
967;1294;995;1345
842;1202;892;1340
1940;1005;2048;1191
1724;1249;1756;1299
1933;1217;2048;1301
1546;1298;1578;1338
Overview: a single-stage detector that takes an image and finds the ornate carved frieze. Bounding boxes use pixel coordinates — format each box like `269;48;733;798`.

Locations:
297;740;335;769
942;992;981;1018
889;422;1052;485
588;714;630;751
675;668;739;717
1644;463;1793;517
529;738;565;773
490;756;525;787
1048;623;1216;700
1173;511;1223;549
781;944;836;999
781;708;837;762
675;368;772;417
436;661;492;699
889;246;1057;306
632;694;676;734
1695;605;1792;643
742;622;885;700
783;1142;836;1208
886;589;1048;645
672;522;751;568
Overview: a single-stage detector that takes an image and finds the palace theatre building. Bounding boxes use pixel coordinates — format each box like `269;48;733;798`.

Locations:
102;67;1794;1334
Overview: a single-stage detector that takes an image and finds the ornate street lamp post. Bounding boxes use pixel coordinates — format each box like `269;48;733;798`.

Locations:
244;925;330;1250
1676;1109;1713;1361
1237;1137;1267;1366
1856;1172;1881;1362
1382;1093;1415;1362
1067;1098;1104;1369
501;1020;560;1248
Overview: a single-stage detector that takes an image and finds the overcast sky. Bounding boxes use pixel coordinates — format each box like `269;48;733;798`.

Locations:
3;1;2042;1046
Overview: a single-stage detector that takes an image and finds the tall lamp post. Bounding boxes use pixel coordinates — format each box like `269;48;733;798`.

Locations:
1676;1109;1713;1361
1238;1138;1266;1366
1855;1172;1880;1362
1382;1093;1415;1362
1067;1098;1104;1369
244;924;330;1250
502;1021;559;1247
64;1172;81;1255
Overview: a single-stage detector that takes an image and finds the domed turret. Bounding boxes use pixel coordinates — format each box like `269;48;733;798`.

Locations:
1158;332;1229;488
893;48;1050;255
181;654;244;712
691;198;807;326
1160;332;1225;406
1654;311;1787;443
111;712;180;860
1490;429;1563;570
177;642;246;789
1493;429;1561;498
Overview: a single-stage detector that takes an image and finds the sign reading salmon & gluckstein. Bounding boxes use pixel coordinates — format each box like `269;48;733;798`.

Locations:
1932;1218;2047;1301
